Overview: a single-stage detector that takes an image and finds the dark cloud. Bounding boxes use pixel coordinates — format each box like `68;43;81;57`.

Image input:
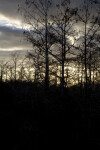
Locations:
0;0;99;19
0;26;32;50
0;0;23;19
0;0;78;19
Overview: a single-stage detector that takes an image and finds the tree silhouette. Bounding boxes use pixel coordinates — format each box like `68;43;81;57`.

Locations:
19;0;54;90
76;0;100;95
47;0;78;92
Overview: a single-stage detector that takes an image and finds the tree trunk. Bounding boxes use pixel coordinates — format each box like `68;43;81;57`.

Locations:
15;62;17;81
89;51;92;87
84;21;88;96
61;24;66;94
45;12;49;90
61;32;64;93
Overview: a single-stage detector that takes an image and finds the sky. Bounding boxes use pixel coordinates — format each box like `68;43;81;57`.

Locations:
0;0;33;52
0;0;99;53
0;0;81;52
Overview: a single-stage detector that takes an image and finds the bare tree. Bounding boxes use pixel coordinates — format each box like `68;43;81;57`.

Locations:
76;0;100;94
19;0;54;89
0;61;6;82
11;52;20;81
48;0;77;92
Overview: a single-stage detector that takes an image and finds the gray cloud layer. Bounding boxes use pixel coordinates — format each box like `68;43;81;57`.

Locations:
0;0;22;19
0;0;25;50
0;0;99;52
0;0;79;19
0;26;24;49
0;0;33;51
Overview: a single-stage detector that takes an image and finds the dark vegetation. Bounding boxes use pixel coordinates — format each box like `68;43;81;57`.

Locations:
0;81;100;149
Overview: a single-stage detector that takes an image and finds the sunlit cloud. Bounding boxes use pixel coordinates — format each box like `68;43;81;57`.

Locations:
0;13;23;29
0;47;33;52
68;36;75;45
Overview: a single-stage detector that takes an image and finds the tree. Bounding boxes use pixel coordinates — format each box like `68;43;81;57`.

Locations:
48;0;77;92
26;50;45;84
76;0;100;94
11;52;19;81
19;0;53;89
0;61;7;82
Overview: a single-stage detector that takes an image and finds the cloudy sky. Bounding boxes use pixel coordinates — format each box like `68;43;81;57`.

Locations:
0;0;33;52
0;0;99;53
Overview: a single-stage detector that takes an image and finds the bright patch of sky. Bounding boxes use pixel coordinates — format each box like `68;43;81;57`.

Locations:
0;14;23;29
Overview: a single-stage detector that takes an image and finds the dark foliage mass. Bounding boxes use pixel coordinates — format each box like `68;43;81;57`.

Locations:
0;81;100;149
